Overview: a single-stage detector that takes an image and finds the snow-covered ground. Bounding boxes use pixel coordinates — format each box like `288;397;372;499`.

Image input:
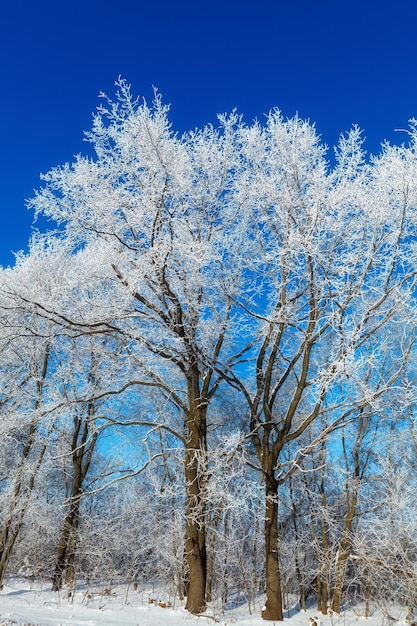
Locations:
0;578;410;626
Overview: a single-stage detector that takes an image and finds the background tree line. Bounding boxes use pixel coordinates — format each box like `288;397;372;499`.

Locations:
1;80;417;621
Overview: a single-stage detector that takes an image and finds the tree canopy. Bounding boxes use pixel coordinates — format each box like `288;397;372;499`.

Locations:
1;80;417;621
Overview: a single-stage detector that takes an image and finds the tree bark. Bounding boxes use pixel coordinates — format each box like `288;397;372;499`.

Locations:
184;368;207;614
52;496;80;591
262;476;283;621
318;470;330;614
0;525;20;588
184;455;207;613
330;531;350;613
331;487;358;613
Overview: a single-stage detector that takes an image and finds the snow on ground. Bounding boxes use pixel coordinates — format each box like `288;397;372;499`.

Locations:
0;578;411;626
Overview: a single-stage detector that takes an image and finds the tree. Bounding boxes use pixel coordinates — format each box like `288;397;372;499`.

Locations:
27;79;250;613
51;335;114;591
0;257;62;587
227;117;417;619
22;84;417;619
351;427;417;622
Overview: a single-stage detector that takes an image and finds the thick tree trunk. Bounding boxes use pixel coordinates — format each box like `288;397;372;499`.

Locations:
262;478;283;621
184;450;207;613
184;368;207;614
0;518;13;577
65;533;76;587
52;439;84;591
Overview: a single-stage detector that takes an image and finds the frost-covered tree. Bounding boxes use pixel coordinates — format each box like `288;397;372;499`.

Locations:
0;255;62;586
15;82;417;620
225;117;417;619
27;80;251;614
0;241;127;590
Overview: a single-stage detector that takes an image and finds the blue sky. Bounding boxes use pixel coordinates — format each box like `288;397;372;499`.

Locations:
1;0;417;267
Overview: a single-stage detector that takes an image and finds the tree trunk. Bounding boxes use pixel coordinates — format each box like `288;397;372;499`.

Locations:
184;454;207;613
52;496;80;591
65;532;76;587
331;477;359;613
318;474;330;614
330;532;350;614
262;477;283;621
318;569;329;614
184;368;207;614
331;493;358;613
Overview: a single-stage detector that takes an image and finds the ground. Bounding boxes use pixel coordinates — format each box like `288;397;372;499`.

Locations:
0;579;411;626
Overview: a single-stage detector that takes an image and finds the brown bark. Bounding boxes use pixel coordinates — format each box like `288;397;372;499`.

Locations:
52;496;80;591
330;504;357;614
330;531;351;613
318;562;329;614
184;367;207;614
184;453;207;614
112;253;231;616
0;525;20;587
262;477;283;621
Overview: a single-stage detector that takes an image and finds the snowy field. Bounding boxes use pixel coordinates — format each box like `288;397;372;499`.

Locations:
0;579;412;626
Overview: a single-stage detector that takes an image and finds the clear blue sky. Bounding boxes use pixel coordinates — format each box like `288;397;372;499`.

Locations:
1;0;417;267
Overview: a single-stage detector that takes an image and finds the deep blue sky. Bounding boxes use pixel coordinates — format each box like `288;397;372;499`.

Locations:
1;0;417;267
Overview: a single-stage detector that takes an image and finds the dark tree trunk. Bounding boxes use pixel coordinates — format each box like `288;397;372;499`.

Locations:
184;452;207;613
262;476;283;621
184;368;207;614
